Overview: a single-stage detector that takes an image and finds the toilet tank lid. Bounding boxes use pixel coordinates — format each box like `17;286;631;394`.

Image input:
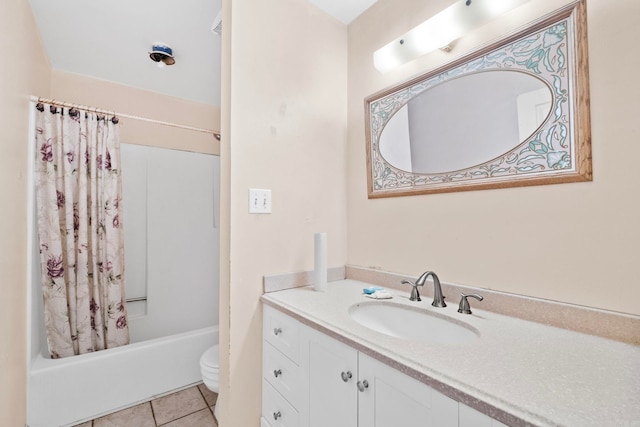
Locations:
201;345;219;367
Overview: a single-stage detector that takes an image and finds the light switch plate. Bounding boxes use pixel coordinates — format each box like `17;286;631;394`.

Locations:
249;188;272;214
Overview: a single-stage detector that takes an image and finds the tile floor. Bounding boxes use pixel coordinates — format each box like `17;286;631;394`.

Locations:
72;384;218;427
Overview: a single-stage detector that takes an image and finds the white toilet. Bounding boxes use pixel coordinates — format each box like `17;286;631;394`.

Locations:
200;345;220;418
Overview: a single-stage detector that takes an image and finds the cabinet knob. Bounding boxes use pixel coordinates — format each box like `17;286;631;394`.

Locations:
340;371;353;382
273;411;282;420
273;369;282;378
273;327;283;336
357;380;369;392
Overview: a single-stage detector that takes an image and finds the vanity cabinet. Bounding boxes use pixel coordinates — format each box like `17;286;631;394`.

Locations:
262;305;506;427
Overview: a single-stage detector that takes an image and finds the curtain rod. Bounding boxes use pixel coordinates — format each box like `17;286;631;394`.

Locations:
32;96;221;141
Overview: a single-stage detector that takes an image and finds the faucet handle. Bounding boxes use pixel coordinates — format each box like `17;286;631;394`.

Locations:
458;293;483;314
401;279;422;287
401;280;421;302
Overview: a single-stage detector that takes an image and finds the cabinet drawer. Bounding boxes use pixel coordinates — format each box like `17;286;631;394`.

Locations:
264;305;300;363
264;341;302;409
263;380;299;427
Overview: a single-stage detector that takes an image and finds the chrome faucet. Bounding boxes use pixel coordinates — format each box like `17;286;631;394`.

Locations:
402;271;446;307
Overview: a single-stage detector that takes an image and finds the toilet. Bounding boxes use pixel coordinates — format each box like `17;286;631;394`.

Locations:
200;345;220;418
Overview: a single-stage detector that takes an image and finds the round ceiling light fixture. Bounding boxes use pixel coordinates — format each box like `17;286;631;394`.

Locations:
149;43;176;67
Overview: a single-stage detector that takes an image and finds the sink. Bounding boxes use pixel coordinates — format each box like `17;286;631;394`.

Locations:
349;302;479;345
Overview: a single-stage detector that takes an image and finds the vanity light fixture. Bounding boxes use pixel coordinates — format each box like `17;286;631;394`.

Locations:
373;0;531;73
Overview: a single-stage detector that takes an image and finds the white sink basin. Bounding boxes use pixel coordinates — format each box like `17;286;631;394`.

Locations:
349;302;479;345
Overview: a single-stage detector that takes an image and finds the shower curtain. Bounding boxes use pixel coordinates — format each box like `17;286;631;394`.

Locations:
34;102;129;358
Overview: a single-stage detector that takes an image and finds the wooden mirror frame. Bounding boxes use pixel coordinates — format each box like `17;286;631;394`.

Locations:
365;1;591;198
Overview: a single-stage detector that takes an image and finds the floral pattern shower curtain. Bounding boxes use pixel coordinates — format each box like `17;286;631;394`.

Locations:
34;103;129;358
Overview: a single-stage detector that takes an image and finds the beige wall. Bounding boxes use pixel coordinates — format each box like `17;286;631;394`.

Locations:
220;0;348;424
347;0;640;316
0;0;51;424
51;70;220;155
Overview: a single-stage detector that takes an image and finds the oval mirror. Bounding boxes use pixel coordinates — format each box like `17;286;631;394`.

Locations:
379;70;553;174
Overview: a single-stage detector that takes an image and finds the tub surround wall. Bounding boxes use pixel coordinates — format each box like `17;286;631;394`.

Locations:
0;0;51;425
347;0;640;316
119;144;220;343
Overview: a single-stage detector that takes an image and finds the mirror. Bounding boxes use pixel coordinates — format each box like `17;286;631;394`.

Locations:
366;2;591;197
379;70;553;174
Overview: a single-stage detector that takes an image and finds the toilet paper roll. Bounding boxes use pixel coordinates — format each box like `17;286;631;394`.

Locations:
314;232;327;292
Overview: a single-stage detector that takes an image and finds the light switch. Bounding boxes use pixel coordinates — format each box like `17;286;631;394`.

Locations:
249;188;272;214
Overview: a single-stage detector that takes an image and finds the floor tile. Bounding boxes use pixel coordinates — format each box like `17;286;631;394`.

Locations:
152;386;207;425
72;422;92;427
93;402;155;427
160;408;217;427
198;383;218;407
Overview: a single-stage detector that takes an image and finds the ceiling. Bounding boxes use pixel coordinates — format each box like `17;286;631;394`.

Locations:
29;0;378;108
308;0;379;24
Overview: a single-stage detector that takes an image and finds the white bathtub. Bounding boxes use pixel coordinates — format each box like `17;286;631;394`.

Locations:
27;325;218;427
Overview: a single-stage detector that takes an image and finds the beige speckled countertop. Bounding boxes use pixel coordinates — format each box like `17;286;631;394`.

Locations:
261;280;640;427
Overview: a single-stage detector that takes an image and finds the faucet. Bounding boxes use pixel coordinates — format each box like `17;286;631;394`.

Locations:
402;271;446;307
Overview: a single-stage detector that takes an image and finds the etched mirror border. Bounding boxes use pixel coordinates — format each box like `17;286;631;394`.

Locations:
365;1;591;198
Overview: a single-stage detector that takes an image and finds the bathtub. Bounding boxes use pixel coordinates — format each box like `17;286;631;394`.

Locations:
27;325;218;427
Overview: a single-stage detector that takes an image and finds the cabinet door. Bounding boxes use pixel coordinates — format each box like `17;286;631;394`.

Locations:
459;404;509;427
307;329;358;427
358;352;458;427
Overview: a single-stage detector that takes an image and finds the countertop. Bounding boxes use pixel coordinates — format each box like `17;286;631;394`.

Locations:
261;280;640;427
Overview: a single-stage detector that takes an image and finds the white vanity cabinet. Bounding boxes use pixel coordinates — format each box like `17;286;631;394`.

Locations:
262;305;506;427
